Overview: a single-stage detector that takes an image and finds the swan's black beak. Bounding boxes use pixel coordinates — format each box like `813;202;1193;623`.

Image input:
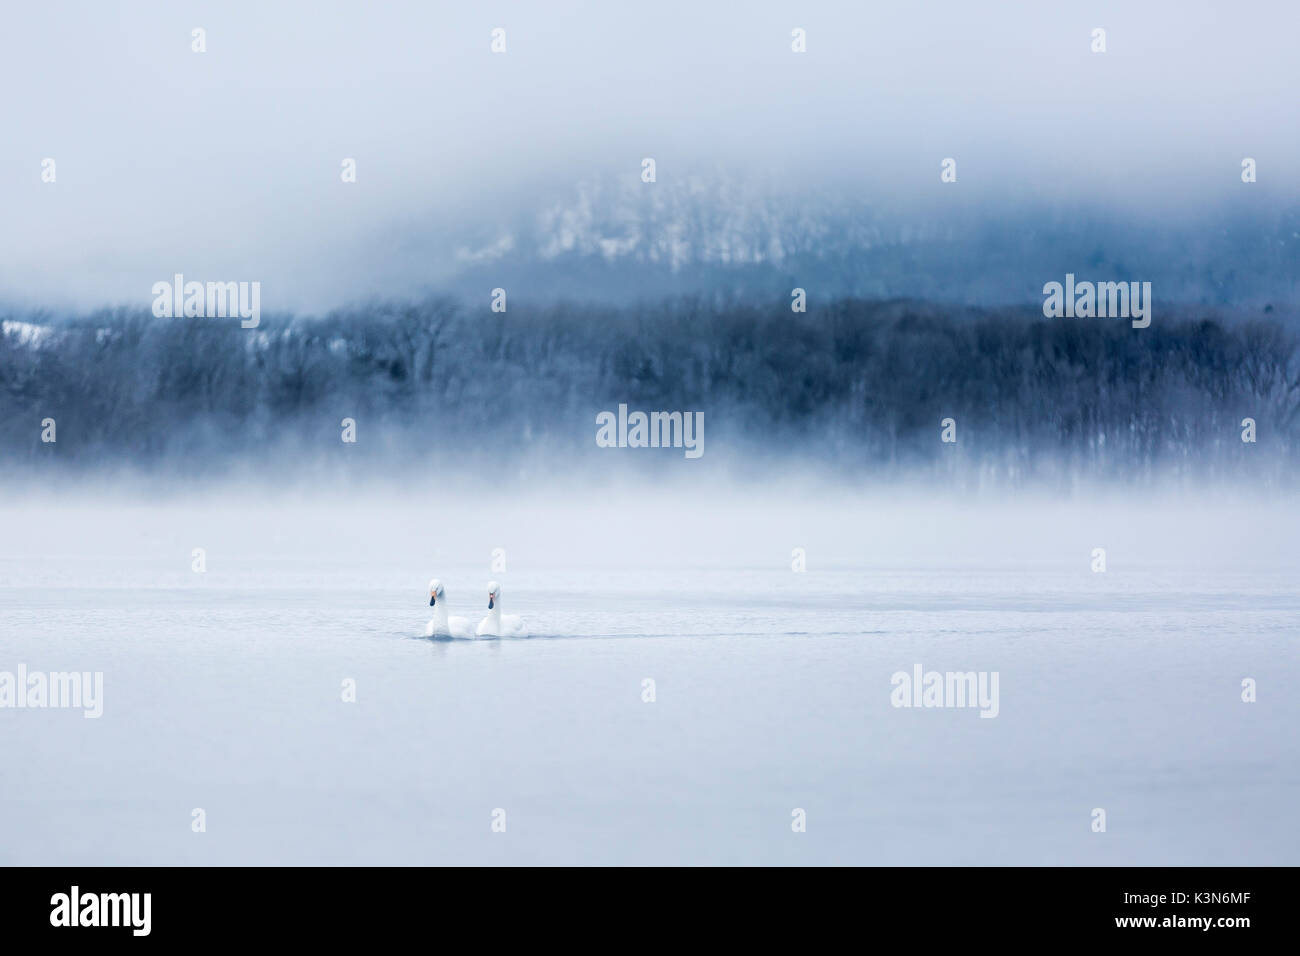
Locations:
429;595;436;606
488;596;494;610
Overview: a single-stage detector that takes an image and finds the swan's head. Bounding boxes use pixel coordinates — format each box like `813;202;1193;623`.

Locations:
487;580;501;610
428;578;444;606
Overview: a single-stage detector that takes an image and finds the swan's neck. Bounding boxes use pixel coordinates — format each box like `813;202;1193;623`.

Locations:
432;600;449;626
488;600;502;623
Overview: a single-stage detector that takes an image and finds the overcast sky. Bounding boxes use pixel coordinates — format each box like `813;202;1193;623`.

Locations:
1;0;1296;311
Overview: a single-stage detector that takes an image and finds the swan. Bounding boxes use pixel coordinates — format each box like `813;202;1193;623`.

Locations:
476;580;528;637
426;578;474;639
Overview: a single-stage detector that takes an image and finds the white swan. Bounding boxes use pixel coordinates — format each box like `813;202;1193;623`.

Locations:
476;580;528;637
426;578;474;639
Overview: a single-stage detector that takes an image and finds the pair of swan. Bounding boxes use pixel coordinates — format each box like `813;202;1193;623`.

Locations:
426;579;528;638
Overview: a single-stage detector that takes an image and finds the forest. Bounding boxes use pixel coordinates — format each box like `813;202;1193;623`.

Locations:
1;297;1296;487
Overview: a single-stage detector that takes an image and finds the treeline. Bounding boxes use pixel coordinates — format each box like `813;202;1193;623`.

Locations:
1;297;1297;485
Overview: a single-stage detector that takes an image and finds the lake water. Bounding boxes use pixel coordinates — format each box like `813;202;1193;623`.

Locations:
2;489;1297;864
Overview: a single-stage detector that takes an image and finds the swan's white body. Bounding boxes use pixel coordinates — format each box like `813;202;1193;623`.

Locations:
426;605;474;639
426;579;474;639
476;581;528;637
